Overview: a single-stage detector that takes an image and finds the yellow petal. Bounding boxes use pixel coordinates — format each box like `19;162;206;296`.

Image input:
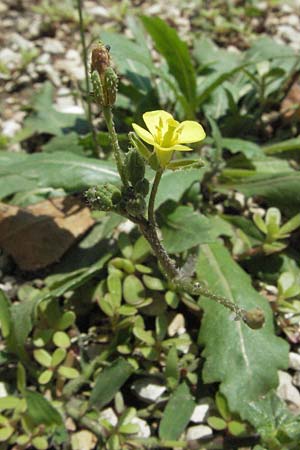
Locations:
172;144;193;151
155;143;193;152
176;121;206;144
132;123;155;146
154;147;173;168
143;110;174;135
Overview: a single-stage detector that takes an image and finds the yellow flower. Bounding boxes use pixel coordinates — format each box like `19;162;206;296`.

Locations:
132;110;206;167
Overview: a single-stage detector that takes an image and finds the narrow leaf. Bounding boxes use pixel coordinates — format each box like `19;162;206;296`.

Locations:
25;390;62;427
90;359;133;409
141;16;196;107
219;171;300;216
159;382;195;440
0;289;11;338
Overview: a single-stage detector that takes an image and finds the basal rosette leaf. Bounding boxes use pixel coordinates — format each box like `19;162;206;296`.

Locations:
197;242;288;419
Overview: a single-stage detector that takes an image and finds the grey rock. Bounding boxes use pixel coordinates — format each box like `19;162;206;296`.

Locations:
289;352;300;371
43;38;65;55
277;371;300;407
131;379;166;402
0;48;21;69
186;425;213;441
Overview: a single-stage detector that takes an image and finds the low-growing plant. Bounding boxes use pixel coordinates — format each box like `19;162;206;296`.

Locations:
1;6;300;450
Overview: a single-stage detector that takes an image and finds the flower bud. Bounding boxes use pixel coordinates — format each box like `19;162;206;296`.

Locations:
135;178;150;196
85;184;121;211
103;67;118;106
126;195;146;216
125;149;146;186
91;42;110;77
91;42;118;107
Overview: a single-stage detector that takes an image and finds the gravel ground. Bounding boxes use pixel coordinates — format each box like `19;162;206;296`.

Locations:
1;0;300;142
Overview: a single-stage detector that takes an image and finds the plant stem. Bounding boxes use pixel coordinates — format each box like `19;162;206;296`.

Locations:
102;105;128;186
62;346;114;398
138;219;263;328
100;101;264;329
76;0;99;157
127;437;188;448
148;168;163;225
66;402;105;439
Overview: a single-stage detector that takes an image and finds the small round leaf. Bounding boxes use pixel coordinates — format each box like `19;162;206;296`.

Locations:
33;349;52;368
57;366;79;379
53;331;71;349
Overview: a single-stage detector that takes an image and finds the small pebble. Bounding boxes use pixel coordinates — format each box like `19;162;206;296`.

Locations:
289;352;300;371
186;425;213;441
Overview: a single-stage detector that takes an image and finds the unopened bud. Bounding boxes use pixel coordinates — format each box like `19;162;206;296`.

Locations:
126;195;146;216
125;149;146;186
103;67;118;106
135;178;150;196
85;184;121;211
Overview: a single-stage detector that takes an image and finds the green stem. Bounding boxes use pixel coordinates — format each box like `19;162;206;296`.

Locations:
62;346;114;398
66;403;105;439
102;105;128;186
138;219;263;329
127;438;188;448
76;0;99;157
148;168;163;225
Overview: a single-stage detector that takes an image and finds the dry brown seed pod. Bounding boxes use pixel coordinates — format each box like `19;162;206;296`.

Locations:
91;42;110;77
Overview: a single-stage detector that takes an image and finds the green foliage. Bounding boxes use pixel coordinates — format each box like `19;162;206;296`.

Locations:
207;393;247;436
246;391;300;450
159;203;213;253
159;383;195;440
197;242;288;418
90;359;133;409
2;8;300;450
253;207;300;253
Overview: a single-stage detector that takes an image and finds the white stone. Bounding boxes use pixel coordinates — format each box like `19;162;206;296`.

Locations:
131;417;151;438
186;425;213;441
190;402;211;423
281;5;293;14
99;407;118;426
168;313;186;337
289;352;300;371
87;6;109;17
118;220;135;234
37;53;51;65
41;64;61;86
282;15;300;27
0;383;8;398
43;38;65;54
1;120;21;137
71;430;97;450
11;33;34;50
54;104;84;115
131;379;166;402
0;48;20;69
65;49;80;60
278;25;300;43
293;371;300;387
277;371;300;407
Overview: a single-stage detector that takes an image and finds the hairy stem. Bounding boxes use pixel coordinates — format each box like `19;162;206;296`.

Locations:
102;105;128;186
100;103;264;329
76;0;99;156
139;219;264;329
148;168;163;225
